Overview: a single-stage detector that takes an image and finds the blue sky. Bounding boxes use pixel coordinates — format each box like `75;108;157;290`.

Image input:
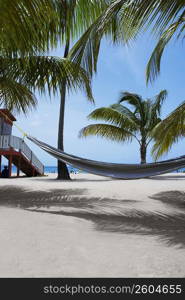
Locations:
11;33;185;166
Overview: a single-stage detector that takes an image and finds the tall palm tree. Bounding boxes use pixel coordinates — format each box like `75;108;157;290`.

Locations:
79;90;167;164
152;101;185;160
1;0;108;179
54;0;109;180
70;0;185;82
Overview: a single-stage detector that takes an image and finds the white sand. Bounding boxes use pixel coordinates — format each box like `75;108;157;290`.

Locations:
0;173;185;277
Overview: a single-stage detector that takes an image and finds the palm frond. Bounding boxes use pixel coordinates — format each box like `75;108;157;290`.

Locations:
146;18;185;83
152;101;185;159
118;0;185;37
110;103;140;127
79;123;133;143
0;76;37;114
146;90;168;130
70;0;185;81
88;106;138;130
152;90;168;114
69;0;125;76
88;107;125;126
0;0;61;56
118;92;146;125
57;0;110;43
2;56;94;102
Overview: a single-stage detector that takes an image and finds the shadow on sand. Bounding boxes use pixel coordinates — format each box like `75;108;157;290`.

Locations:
29;177;112;183
0;186;185;248
149;174;185;180
150;190;185;209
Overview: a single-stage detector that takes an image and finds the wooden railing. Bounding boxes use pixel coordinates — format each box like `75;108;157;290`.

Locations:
0;135;44;174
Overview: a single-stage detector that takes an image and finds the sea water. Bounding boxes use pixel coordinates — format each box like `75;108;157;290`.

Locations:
1;165;80;174
1;164;184;174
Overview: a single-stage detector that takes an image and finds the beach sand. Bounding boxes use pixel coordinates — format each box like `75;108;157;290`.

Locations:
0;173;185;277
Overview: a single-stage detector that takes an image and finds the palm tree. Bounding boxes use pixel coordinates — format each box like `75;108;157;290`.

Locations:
69;0;185;164
152;101;185;160
53;0;108;180
1;0;108;179
79;90;167;164
70;0;185;82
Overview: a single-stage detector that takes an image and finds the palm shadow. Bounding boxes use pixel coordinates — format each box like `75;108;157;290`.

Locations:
149;174;185;180
1;186;185;248
150;190;185;209
29;177;112;183
0;186;87;208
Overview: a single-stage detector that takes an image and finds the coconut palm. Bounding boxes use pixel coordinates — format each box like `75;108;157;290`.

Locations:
52;0;109;180
80;90;167;164
152;101;185;160
70;0;185;82
1;0;108;179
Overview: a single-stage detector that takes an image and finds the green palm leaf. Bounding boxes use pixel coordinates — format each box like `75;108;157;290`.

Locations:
151;90;168;114
69;0;125;76
0;0;60;56
146;18;185;83
79;123;133;143
110;103;140;128
70;0;185;81
57;0;109;43
2;56;93;102
152;101;185;160
88;106;136;129
0;76;37;113
118;92;146;124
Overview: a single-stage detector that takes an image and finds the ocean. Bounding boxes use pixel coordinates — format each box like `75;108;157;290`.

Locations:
1;165;80;174
1;165;184;174
44;166;80;174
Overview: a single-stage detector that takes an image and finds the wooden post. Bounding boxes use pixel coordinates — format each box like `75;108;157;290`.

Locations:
8;155;12;178
0;155;2;174
17;155;21;177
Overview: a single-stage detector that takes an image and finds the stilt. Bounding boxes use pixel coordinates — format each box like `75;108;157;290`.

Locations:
0;155;2;173
8;155;12;178
17;156;21;177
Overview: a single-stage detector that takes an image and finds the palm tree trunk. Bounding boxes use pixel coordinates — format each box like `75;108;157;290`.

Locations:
140;139;147;164
57;40;71;180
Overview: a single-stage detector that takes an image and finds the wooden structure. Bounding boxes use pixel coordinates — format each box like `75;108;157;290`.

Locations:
0;109;44;177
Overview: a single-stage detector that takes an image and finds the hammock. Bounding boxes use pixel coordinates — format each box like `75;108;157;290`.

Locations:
27;136;185;179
